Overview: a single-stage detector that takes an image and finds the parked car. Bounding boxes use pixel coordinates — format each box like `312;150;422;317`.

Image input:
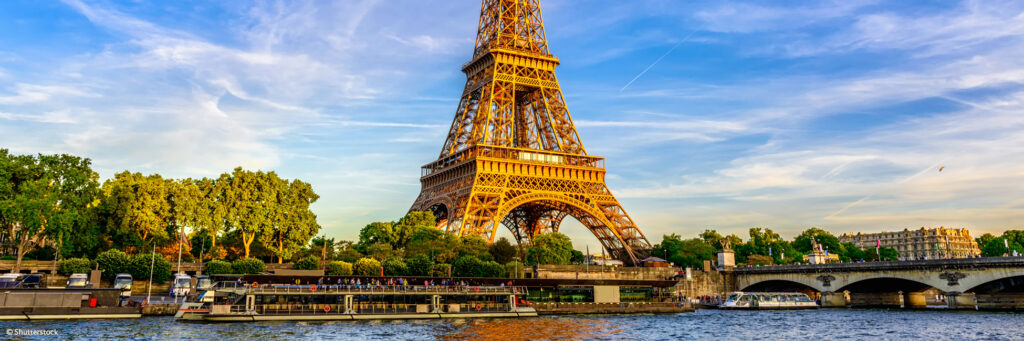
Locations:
195;275;212;291
66;273;90;288
19;274;42;288
0;274;22;288
114;273;133;298
171;273;192;297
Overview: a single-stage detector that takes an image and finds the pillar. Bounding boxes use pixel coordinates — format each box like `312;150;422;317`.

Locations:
848;292;902;307
905;292;927;308
820;291;847;307
944;292;976;310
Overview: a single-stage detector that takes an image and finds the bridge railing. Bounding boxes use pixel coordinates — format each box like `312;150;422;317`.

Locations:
731;256;1024;274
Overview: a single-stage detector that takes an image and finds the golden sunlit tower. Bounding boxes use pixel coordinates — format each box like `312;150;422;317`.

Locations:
410;0;652;265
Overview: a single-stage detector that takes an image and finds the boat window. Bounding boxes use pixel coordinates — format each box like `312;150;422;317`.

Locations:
197;278;212;289
67;277;88;287
114;278;133;289
174;277;191;288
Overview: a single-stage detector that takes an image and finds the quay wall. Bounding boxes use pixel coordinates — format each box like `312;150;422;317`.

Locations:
531;264;734;299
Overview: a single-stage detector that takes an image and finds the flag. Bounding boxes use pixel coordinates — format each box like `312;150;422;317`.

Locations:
768;248;772;256
876;240;881;248
181;229;191;248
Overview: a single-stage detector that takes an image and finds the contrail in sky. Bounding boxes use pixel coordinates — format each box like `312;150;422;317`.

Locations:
620;30;698;92
826;158;947;219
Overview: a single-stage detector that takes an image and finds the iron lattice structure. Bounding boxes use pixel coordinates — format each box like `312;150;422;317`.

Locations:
410;0;652;265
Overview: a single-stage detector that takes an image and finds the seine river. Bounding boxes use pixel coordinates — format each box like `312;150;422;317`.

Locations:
2;309;1023;340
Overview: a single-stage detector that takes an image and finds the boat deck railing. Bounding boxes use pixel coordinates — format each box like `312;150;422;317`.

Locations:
213;282;527;295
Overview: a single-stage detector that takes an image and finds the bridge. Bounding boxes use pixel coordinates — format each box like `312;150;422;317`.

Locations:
732;257;1024;309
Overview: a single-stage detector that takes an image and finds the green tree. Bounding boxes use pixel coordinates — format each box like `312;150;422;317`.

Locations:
405;254;433;276
335;240;363;263
429;263;451;277
458;234;490;258
261;178;320;263
204;260;233;274
383;258;408;276
651;234;715;268
327;261;353;276
791;227;841;254
525;232;574;265
354;258;381;276
700;229;724;247
453;255;485;277
390;211;435;249
0;150;101;272
58;258;92;276
982;237;1024;257
129;252;173;283
1003;230;1024;249
489;237;518;264
95;249;132;280
219;168;282;259
504;261;524;278
357;222;395;252
294;256;321;270
231;258;266;274
100;172;172;250
976;233;997;250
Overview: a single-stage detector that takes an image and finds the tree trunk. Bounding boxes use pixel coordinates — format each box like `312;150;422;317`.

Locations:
243;232;253;258
278;239;284;264
13;243;25;273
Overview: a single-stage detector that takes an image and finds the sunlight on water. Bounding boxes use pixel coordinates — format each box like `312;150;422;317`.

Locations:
1;310;1022;340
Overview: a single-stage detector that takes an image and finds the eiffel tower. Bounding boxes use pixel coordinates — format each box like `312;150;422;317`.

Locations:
410;0;652;265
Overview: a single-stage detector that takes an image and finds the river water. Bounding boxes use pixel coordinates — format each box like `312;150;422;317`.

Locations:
2;309;1023;340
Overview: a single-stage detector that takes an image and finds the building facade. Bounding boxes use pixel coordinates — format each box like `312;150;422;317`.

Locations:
839;227;981;260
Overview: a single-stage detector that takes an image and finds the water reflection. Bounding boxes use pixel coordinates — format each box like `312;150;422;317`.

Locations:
439;317;631;340
0;310;1022;340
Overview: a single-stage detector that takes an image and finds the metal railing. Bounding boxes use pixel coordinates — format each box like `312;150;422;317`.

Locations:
214;282;526;296
422;145;605;177
733;256;1024;274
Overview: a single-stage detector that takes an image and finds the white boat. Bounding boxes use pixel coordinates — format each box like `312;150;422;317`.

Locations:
719;292;818;310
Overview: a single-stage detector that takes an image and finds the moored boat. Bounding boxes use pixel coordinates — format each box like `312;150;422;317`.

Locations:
719;291;818;310
176;280;537;322
0;288;141;320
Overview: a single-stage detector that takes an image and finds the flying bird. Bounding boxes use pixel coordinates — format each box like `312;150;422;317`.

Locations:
939;167;945;172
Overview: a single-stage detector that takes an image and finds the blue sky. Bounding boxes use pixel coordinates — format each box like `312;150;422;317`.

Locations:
2;0;1024;249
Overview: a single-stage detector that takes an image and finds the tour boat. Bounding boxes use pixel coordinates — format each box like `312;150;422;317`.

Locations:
176;281;537;321
0;288;141;320
719;292;819;310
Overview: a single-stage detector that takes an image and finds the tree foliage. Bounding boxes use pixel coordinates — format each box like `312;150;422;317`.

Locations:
327;261;353;276
204;260;233;275
294;256;321;270
58;258;92;276
0;150;101;272
652;234;716;268
129;252;173;283
231;258;266;274
489;237;518;264
95;249;132;280
404;254;433;276
354;258;381;276
525;232;574;265
383;258;408;276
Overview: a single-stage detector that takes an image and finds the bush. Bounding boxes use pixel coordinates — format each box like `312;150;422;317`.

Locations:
504;261;524;279
294;256;321;270
481;260;505;278
404;254;433;276
204;260;233;275
129;252;173;283
429;263;451;277
25;246;56;261
58;258;92;276
354;258;381;276
327;261;353;276
232;258;267;274
0;255;15;261
453;255;484;277
96;250;131;280
383;258;408;276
